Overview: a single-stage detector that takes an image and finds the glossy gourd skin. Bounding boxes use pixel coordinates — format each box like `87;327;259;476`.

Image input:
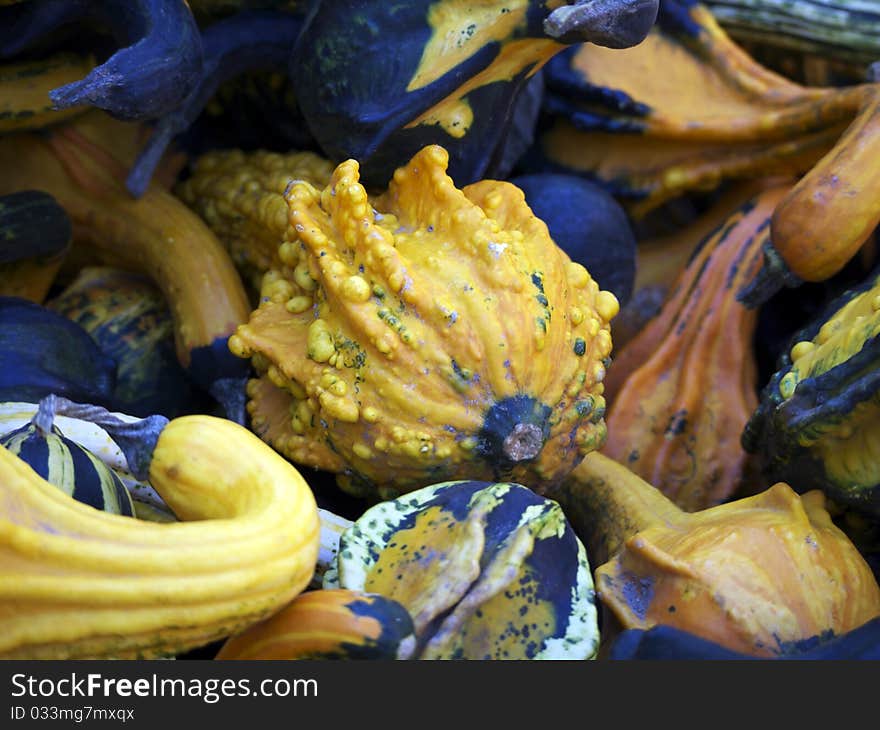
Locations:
0;410;320;659
0;400;135;517
742;266;880;519
549;452;880;657
601;184;790;511
747;85;880;302
290;0;660;190
216;589;417;660
229;145;619;500
0;297;117;408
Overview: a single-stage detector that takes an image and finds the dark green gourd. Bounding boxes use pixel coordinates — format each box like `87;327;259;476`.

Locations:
0;297;117;407
289;0;660;189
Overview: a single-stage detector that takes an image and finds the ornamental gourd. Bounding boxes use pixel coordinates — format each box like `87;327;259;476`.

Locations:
48;267;199;419
228;144;620;500
216;588;417;661
1;396;135;517
600;183;791;511
549;452;880;657
742;265;880;519
529;0;868;217
0;190;71;303
0;112;253;423
289;0;661;189
323;479;600;660
0;397;320;660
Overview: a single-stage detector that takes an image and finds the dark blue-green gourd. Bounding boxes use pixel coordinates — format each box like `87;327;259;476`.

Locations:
742;265;880;519
48;267;198;419
289;0;659;189
510;172;637;304
0;297;117;407
0;396;135;516
0;0;204;122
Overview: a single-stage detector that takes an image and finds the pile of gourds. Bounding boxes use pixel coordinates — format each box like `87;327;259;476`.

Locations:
2;0;880;660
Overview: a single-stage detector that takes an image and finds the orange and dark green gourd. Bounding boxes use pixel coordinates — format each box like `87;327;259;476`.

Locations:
743;265;880;520
530;0;869;218
601;183;791;512
229;144;620;499
216;589;417;660
289;0;660;189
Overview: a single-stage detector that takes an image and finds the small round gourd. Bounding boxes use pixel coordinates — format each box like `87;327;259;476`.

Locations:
0;396;134;516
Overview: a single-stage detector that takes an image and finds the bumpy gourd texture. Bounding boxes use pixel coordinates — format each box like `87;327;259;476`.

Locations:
229;144;619;499
743;268;880;515
176;149;335;295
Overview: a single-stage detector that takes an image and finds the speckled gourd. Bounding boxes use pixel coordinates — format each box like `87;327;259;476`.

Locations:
228;144;620;499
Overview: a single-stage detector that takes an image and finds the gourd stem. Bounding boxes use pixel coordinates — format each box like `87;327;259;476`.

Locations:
33;394;58;436
503;423;544;462
544;0;660;49
546;451;686;566
50;395;169;482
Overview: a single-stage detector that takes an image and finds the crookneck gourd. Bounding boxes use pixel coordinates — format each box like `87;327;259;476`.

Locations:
0;397;320;660
0;111;253;422
548;452;880;658
742;265;880;520
289;0;660;189
0;0;204;122
600;183;791;511
228;144;620;500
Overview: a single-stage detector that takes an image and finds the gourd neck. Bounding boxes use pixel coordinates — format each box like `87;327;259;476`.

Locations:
547;451;686;566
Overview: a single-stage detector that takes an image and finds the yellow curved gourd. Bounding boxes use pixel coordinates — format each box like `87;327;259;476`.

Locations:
0;414;320;659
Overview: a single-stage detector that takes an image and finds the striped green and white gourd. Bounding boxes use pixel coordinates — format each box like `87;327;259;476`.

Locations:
0;395;135;516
